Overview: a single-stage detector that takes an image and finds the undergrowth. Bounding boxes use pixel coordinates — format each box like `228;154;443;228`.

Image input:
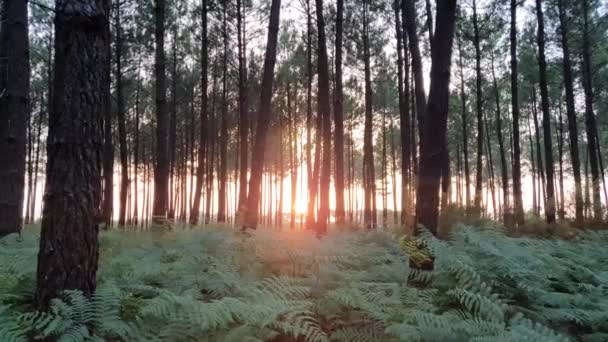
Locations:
1;223;607;341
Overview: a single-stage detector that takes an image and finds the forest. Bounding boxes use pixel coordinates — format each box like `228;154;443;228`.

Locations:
1;0;608;340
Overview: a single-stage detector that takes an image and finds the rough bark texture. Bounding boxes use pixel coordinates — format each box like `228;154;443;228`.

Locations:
415;0;457;236
557;0;583;224
510;0;524;225
242;0;281;229
35;0;110;309
190;0;208;225
333;0;345;225
0;0;30;237
535;0;556;223
152;0;169;224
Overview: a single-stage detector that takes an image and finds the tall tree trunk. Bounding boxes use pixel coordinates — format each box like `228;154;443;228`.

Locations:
25;103;34;225
528;115;538;215
415;0;457;236
557;104;565;220
218;2;229;223
152;0;169;225
491;51;510;223
35;0;109;308
403;0;426;143
190;0;208;225
168;33;178;220
457;36;470;209
333;0;346;225
132;57;142;226
484;113;497;219
242;0;281;229
237;0;249;211
315;0;331;235
557;0;583;224
581;0;602;221
115;1;129;227
472;0;484;215
535;0;556;223
288;82;297;230
531;87;546;212
305;0;315;228
510;0;524;225
395;0;410;226
362;0;376;229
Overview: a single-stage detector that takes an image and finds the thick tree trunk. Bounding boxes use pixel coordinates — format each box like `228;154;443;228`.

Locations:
0;0;29;236
333;0;345;225
510;0;524;225
35;0;110;308
581;0;602;222
557;0;583;224
190;0;208;225
415;0;457;236
152;0;169;225
242;0;281;229
535;0;556;223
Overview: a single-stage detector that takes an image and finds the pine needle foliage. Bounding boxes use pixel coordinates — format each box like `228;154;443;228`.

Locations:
1;223;607;341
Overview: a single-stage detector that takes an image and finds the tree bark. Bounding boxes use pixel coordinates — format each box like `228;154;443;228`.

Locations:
510;0;524;225
115;1;128;227
218;2;229;223
581;0;602;222
457;36;471;209
333;0;345;225
190;0;208;225
242;0;281;229
472;0;484;215
557;0;583;224
491;51;510;223
237;0;249;211
396;0;410;226
535;0;556;223
35;0;110;308
362;0;376;229
152;0;169;225
0;0;29;236
415;0;458;236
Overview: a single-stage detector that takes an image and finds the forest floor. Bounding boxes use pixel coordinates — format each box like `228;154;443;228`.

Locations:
1;220;608;341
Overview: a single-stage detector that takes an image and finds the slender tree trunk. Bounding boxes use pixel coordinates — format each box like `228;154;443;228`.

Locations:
218;2;229;223
305;0;315;228
152;0;169;225
403;0;426;144
237;0;249;211
333;0;346;225
472;0;484;215
415;0;458;236
242;0;282;229
35;0;110;308
557;104;565;220
457;36;470;209
132;57;142;226
557;0;583;224
491;51;510;223
532;87;546;212
581;0;602;221
396;0;410;226
510;0;524;225
190;0;208;225
484;114;497;219
382;109;388;224
362;0;376;229
115;1;129;227
535;0;556;223
168;32;178;220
